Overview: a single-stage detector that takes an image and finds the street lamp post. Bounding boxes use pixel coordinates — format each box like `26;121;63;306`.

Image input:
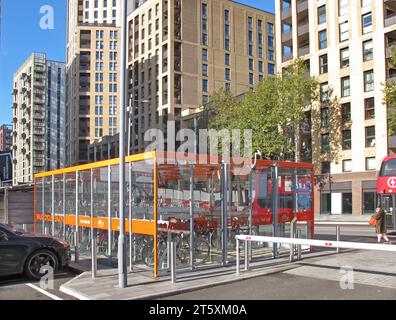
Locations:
118;0;128;289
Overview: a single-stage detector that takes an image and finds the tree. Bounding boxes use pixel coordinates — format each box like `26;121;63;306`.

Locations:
209;59;319;161
384;48;396;136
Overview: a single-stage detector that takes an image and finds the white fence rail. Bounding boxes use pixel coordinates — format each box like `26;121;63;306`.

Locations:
235;235;396;275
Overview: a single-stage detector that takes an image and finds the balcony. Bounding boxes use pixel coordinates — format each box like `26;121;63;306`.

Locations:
297;0;308;14
385;14;396;28
282;7;291;20
283;52;293;62
298;23;309;36
33;127;45;135
12;102;17;109
298;45;310;56
282;31;293;43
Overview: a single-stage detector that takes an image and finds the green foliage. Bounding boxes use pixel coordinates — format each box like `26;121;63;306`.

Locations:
208;59;319;160
384;49;396;136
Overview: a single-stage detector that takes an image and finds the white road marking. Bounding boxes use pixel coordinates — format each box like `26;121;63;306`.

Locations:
25;283;63;300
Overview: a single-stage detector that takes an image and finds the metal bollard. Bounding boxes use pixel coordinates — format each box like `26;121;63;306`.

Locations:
23;224;27;232
244;239;249;271
297;230;302;261
236;238;240;275
92;237;97;279
336;226;340;254
170;241;177;284
74;232;79;263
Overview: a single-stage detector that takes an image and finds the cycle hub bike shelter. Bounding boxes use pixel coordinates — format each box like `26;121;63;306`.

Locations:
34;151;314;278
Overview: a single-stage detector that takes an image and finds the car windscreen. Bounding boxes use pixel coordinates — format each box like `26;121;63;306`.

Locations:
0;224;23;236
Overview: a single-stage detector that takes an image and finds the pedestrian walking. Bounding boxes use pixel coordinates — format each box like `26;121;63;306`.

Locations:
373;207;392;244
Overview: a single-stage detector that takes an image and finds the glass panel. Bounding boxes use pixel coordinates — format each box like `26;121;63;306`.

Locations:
78;170;92;257
54;174;64;239
44;177;52;234
35;177;43;233
65;172;76;250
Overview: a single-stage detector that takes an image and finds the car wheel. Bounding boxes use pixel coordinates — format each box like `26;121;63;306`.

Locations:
24;250;58;280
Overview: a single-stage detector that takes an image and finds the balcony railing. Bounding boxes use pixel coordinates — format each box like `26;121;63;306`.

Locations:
282;7;291;20
385;14;396;28
299;46;310;56
297;0;308;14
282;31;293;43
298;23;309;36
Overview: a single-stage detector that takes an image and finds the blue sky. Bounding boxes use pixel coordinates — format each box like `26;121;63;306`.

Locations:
0;0;275;125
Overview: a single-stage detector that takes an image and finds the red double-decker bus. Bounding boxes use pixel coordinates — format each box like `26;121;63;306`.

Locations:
377;155;396;211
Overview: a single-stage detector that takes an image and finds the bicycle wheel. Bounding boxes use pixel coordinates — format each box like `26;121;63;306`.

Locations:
195;238;210;264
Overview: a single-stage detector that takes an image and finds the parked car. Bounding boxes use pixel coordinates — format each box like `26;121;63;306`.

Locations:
0;224;71;280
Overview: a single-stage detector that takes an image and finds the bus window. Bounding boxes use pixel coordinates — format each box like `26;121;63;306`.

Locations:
380;159;396;177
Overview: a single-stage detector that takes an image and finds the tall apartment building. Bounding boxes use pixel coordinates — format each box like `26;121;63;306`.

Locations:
127;0;275;153
275;0;396;215
11;53;66;185
0;125;12;152
65;0;124;165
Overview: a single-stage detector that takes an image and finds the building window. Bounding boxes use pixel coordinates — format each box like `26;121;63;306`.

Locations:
202;3;208;45
364;70;374;92
321;193;331;214
321;134;329;153
249;59;253;71
203;79;208;93
365;126;375;147
202;48;207;61
225;53;230;66
362;12;372;34
268;35;274;48
268;63;275;75
267;22;274;34
339;21;349;42
318;5;326;25
366;157;376;171
339;0;348;17
268;49;275;61
322;161;330;174
225;68;230;81
365;97;375;120
343;159;352;172
320;82;329;102
363;39;373;61
319;54;328;74
319;30;327;49
321;108;329;128
341;76;350;97
342;193;353;214
249;73;254;85
340;47;349;68
202;64;208;77
342;129;352;150
341;102;351;124
363;191;376;214
259;61;263;73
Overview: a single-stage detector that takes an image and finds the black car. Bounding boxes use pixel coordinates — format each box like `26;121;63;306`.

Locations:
0;224;71;280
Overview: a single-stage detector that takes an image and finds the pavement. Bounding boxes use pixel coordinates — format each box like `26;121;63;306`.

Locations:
0;270;78;300
59;224;396;300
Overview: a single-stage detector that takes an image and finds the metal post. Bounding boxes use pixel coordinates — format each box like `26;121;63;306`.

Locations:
236;238;240;275
189;164;195;270
170;241;177;284
51;175;55;236
289;219;297;262
248;167;253;259
336;225;340;254
3;187;8;224
221;162;228;266
272;164;279;258
63;174;66;240
23;224;27;232
75;171;79;263
90;169;95;278
129;164;133;272
297;229;302;261
42;179;45;234
244;239;249;271
92;236;97;279
107;166;111;262
117;0;128;289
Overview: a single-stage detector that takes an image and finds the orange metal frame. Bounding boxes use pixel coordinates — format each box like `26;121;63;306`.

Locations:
34;151;159;278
